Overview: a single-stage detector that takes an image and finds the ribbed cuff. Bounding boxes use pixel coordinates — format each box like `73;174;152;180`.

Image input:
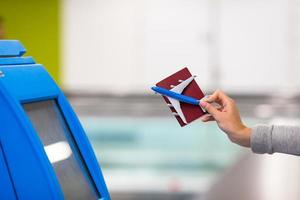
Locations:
251;125;273;154
271;125;300;155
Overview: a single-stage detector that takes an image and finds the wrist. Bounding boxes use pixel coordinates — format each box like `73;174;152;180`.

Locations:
238;126;251;147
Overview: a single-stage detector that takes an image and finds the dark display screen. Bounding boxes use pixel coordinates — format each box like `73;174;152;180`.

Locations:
23;100;100;200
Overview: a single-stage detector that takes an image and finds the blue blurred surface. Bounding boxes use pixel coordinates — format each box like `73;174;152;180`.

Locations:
80;117;257;178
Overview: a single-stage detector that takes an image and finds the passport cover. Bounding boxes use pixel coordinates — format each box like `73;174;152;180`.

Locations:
156;67;206;126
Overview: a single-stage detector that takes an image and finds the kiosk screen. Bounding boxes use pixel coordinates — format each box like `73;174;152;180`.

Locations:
23;100;100;200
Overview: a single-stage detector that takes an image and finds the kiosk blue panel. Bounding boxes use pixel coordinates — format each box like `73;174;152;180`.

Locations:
0;40;110;200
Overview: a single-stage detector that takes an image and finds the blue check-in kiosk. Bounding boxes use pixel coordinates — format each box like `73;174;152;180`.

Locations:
0;40;110;200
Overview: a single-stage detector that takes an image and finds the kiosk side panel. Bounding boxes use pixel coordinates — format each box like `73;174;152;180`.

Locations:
0;144;17;200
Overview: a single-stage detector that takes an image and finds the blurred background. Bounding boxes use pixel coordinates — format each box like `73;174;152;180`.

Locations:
1;0;300;199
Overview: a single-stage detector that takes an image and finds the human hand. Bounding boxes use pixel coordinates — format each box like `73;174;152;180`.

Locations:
200;90;251;147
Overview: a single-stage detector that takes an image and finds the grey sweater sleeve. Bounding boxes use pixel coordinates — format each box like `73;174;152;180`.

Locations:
251;125;300;156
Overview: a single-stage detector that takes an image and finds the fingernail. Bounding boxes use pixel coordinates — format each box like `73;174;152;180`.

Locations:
201;98;208;102
200;101;207;107
201;95;211;103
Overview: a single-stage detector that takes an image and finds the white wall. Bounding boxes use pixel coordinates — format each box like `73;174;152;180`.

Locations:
219;0;291;94
62;0;300;94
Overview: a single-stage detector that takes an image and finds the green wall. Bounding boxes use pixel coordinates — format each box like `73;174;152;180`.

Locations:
0;0;60;83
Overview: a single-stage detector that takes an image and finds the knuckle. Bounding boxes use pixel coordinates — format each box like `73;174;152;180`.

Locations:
215;89;221;94
216;89;224;94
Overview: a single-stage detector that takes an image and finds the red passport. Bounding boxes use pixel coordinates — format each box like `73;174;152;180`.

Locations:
156;67;206;126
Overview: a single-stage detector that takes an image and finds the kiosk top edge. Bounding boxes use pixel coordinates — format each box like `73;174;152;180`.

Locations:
0;40;26;57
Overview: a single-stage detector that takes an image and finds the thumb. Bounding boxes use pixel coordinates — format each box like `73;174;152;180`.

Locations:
200;101;220;119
